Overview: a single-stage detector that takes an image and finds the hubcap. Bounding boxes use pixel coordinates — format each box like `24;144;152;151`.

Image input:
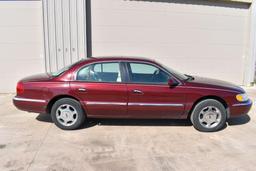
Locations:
56;104;78;127
198;106;222;129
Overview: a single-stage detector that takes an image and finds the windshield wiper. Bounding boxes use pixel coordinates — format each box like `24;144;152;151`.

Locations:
184;74;195;81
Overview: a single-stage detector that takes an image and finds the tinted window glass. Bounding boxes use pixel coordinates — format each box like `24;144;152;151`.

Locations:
130;63;156;74
94;63;102;72
77;65;92;81
77;62;122;82
128;63;169;84
94;63;120;73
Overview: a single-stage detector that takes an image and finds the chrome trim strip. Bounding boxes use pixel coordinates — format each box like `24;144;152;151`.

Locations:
86;101;184;107
86;102;127;106
232;100;252;107
128;103;184;107
13;97;46;103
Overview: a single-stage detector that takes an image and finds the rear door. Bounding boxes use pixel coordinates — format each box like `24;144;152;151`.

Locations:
70;62;128;118
126;62;185;119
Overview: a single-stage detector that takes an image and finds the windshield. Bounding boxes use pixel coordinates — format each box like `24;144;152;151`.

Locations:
160;63;189;81
50;59;84;77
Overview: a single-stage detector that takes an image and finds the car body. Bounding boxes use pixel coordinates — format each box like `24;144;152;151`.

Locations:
13;57;252;131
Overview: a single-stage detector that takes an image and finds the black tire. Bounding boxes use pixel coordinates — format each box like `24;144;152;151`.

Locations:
51;98;85;130
190;99;227;132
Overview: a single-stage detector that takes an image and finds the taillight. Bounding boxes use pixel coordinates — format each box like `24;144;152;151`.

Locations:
16;82;24;95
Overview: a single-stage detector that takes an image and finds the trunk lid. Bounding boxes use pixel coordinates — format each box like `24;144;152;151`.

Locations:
21;73;53;82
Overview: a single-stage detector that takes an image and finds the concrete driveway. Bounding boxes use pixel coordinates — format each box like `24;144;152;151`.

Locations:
0;89;255;171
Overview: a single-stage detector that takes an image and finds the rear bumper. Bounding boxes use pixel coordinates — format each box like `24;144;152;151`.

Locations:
229;99;252;118
13;96;48;113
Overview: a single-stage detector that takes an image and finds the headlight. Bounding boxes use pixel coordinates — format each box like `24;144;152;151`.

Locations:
236;93;249;102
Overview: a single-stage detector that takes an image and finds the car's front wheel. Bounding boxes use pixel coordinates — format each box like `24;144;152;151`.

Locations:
51;98;85;130
190;99;227;132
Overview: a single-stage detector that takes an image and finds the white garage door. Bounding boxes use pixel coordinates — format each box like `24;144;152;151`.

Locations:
0;1;44;93
91;0;250;85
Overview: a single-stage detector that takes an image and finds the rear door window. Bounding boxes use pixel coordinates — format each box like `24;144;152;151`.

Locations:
76;62;122;82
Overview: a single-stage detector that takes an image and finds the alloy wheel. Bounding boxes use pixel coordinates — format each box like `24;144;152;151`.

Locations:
198;106;222;129
56;104;78;127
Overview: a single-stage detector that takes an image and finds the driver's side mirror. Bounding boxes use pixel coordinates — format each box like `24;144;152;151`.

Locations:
168;79;179;87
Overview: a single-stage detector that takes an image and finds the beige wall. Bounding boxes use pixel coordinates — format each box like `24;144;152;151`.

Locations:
0;1;44;93
91;0;250;85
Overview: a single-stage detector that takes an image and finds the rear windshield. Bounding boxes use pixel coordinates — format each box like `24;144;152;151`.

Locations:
50;59;84;77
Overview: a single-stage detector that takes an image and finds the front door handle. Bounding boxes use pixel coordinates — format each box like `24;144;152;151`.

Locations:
133;89;143;94
78;88;87;92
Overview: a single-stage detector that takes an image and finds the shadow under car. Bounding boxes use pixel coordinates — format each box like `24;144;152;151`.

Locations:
36;113;250;129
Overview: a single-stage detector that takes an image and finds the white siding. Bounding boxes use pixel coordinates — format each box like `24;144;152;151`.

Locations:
0;1;44;93
91;0;250;85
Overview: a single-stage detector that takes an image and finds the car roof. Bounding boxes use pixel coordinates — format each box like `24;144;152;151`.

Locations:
81;56;156;63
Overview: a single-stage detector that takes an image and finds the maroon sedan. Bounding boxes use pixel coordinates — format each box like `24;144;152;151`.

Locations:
13;57;252;132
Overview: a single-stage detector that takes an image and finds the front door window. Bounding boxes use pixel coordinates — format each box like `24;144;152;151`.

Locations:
128;63;169;84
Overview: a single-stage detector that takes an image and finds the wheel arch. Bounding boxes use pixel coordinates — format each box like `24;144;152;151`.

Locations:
187;95;228;119
46;95;84;114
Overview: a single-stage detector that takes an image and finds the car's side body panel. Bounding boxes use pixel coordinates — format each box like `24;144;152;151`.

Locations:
70;82;128;118
13;81;73;113
13;57;252;119
13;98;47;114
178;86;238;119
13;81;49;113
126;84;185;119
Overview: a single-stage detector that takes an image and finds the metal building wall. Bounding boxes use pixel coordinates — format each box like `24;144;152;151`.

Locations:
42;0;87;72
249;1;256;84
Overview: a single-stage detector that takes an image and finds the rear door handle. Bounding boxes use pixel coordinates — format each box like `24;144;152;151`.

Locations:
78;88;87;92
133;89;143;94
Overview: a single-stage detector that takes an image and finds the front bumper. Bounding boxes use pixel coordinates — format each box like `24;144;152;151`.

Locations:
13;96;48;113
229;99;253;118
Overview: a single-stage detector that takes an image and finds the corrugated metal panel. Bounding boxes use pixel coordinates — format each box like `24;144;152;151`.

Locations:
247;0;256;84
42;0;87;72
253;1;256;82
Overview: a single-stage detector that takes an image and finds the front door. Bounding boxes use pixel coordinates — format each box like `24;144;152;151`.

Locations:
70;62;128;118
126;62;185;119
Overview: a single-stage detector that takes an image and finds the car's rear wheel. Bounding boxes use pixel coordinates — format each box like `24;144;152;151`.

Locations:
51;98;85;130
190;99;227;132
